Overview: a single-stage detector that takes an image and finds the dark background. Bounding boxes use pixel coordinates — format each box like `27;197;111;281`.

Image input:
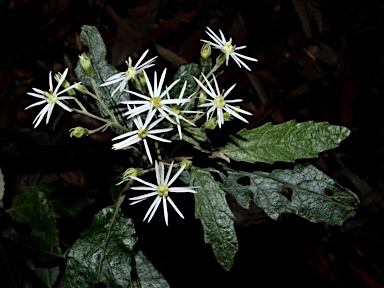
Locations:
1;0;384;287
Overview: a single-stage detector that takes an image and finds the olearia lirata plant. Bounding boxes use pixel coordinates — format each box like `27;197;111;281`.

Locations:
20;25;359;286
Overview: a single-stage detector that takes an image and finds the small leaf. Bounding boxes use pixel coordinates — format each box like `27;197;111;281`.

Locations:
75;25;131;132
135;250;170;288
220;164;359;226
170;63;201;99
181;127;211;152
35;267;60;288
220;120;350;164
60;197;137;288
189;168;238;271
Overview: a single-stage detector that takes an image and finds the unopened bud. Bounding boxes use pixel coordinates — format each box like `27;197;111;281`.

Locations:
69;127;89;138
55;72;76;96
122;168;142;180
223;112;232;121
203;118;217;130
216;52;226;66
74;83;89;94
180;159;193;170
198;90;207;106
79;53;93;77
200;42;211;59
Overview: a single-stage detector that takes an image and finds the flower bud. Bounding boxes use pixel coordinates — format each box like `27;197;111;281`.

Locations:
79;53;93;77
69;127;89;138
223;112;232;121
200;42;211;59
203;118;217;130
74;83;89;94
198;90;207;106
122;168;143;181
216;52;226;66
180;159;193;170
55;72;76;96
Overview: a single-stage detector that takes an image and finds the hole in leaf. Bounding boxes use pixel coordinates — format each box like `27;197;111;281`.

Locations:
324;188;333;196
236;176;250;186
210;171;223;183
280;188;293;202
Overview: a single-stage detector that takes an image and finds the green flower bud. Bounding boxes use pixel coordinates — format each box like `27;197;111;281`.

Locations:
200;42;211;59
223;112;232;121
198;90;207;106
216;52;226;66
74;83;89;94
79;53;93;77
180;159;193;170
122;168;143;181
203;118;217;130
55;72;76;96
69;127;89;138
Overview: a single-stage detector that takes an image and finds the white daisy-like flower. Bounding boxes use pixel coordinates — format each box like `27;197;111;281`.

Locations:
121;68;195;128
100;49;157;97
112;109;172;164
202;26;258;71
25;68;79;128
129;161;197;226
194;73;252;128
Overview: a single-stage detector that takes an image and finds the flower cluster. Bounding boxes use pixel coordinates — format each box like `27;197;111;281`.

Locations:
25;26;258;225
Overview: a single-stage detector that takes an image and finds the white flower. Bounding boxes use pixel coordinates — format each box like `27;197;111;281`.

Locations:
202;26;258;71
112;109;172;164
25;68;79;128
121;68;193;128
194;73;252;128
129;161;197;226
100;49;157;97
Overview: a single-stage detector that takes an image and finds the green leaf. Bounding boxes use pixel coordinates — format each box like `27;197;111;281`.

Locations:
181;127;211;152
170;63;201;99
75;25;130;132
134;250;170;288
220;120;350;164
35;267;60;288
189;168;238;271
219;164;359;225
60;197;137;288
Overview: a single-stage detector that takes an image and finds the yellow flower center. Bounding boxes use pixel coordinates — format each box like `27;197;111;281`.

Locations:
138;129;148;139
214;96;226;108
151;96;162;109
171;105;180;115
126;67;137;79
222;41;235;54
157;184;169;197
44;89;58;104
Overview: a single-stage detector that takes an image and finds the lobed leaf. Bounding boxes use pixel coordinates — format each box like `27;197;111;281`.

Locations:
75;25;131;132
189;168;238;271
220;120;350;164
219;164;359;226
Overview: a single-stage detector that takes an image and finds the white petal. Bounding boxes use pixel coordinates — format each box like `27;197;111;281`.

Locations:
155;161;161;185
143;139;153;164
131;176;158;188
129;191;158;201
167;196;184;219
163;197;168;226
25;100;46;110
147;196;162;222
164;161;174;184
146;134;172;143
167;164;185;187
223;83;237;98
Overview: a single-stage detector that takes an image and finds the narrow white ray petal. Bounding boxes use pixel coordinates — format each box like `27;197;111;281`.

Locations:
33;105;49;128
112;130;138;140
193;76;216;98
130;176;158;188
125;105;151;118
229;105;253;115
233;52;258;61
203;74;217;98
49;71;53;91
223;83;237;98
160;78;180;99
167;197;184;219
129;191;158;201
225;99;242;103
223;106;249;123
212;75;221;96
143;71;154;97
123;90;151;100
169;187;197;193
57;96;75;100
147;196;162;222
231;55;251;71
143;109;157;128
134;49;149;68
54;68;68;94
235;46;247;50
168;164;185;187
45;104;55;124
136;57;157;71
164;161;174;184
161;98;190;105
157;68;167;96
219;29;227;44
25;100;46;110
163;197;168;226
179;81;187;99
217;108;224;128
131;187;157;191
205;105;217;120
57;83;80;95
155;161;161;185
206;27;224;45
160;162;165;184
153;71;158;96
56;101;72;112
146;134;172;143
129;198;147;205
157;108;176;125
99;77;123;87
144;196;161;222
143;139;153;164
32;88;45;94
149;127;173;134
